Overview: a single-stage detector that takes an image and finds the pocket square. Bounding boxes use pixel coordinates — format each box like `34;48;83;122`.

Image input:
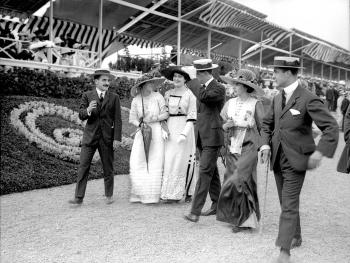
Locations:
290;109;300;115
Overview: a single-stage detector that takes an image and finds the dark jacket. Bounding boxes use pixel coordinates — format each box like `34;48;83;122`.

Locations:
187;78;226;147
79;89;122;146
337;106;350;173
261;84;339;172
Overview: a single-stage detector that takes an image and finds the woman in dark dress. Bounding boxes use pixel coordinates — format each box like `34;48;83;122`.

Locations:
216;69;265;233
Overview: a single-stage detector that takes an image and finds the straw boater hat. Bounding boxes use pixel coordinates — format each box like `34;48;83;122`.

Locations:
92;69;115;79
269;56;305;69
193;59;218;71
220;69;264;96
130;74;165;97
161;65;191;82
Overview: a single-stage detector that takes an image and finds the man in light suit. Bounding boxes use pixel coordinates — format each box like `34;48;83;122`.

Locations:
69;69;122;205
260;57;338;263
184;59;226;222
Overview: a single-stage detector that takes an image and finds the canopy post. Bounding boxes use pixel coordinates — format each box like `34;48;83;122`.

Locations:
329;66;332;81
259;31;263;70
321;64;324;84
338;68;340;82
238;32;242;69
177;0;181;65
98;0;103;67
207;29;211;59
300;39;304;76
48;0;54;64
311;60;314;77
289;35;292;56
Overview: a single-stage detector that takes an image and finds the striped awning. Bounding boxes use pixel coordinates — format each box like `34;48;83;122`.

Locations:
303;42;350;65
199;0;292;45
0;15;163;58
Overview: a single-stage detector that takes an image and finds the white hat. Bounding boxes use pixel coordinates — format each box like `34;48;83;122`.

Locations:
193;59;218;71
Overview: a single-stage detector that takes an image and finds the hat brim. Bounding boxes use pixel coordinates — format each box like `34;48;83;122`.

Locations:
92;72;115;79
195;64;219;71
161;67;191;82
268;64;305;69
220;76;264;96
130;78;165;97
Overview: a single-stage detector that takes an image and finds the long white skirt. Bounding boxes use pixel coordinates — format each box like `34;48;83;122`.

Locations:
129;122;164;204
161;116;197;200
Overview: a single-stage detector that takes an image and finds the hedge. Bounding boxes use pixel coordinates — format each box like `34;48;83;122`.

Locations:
0;67;136;100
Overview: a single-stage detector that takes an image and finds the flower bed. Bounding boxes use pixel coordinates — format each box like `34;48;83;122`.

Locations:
10;101;134;163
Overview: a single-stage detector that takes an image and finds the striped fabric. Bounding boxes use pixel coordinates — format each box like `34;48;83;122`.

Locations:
303;42;350;65
0;16;163;58
199;1;292;45
180;47;237;63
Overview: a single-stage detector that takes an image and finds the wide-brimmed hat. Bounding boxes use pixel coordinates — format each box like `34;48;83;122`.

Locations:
220;69;264;96
91;69;115;79
269;56;305;69
161;66;191;82
61;47;75;56
130;74;165;97
193;59;218;71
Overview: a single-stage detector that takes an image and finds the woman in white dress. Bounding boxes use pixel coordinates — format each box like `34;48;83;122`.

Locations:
129;75;168;204
160;66;197;202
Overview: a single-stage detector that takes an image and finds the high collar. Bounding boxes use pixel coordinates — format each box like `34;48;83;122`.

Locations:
96;88;106;97
283;80;299;95
204;77;214;87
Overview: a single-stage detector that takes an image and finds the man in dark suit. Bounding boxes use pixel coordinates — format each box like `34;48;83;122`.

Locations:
260;57;339;263
69;69;122;205
184;59;226;222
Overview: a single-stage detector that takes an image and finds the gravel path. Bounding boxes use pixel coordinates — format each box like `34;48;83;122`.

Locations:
1;138;349;263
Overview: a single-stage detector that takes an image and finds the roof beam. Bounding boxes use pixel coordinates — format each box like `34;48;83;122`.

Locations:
115;0;169;35
108;0;350;71
151;2;211;41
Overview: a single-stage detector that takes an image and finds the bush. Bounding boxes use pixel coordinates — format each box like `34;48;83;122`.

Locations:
0;67;136;100
0;96;131;195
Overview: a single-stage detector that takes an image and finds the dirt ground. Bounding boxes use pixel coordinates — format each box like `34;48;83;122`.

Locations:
1;137;349;263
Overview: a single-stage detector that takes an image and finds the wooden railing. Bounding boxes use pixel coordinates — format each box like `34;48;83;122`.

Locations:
0;58;142;79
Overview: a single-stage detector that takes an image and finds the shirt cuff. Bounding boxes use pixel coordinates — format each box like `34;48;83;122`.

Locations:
260;145;271;151
87;109;91;116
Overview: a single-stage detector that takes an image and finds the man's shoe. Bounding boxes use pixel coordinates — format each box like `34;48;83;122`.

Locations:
201;208;216;216
105;196;115;205
68;198;83;205
184;213;199;222
291;237;302;249
274;251;291;263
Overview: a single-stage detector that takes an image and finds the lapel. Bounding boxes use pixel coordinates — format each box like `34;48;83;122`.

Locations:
280;85;302;118
101;90;110;110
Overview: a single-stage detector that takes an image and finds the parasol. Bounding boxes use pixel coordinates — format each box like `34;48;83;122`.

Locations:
140;90;152;172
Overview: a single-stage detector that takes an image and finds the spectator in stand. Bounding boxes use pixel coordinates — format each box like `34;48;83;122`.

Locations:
16;30;34;60
65;33;78;48
72;43;90;67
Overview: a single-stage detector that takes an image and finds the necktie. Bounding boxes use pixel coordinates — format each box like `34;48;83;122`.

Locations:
281;90;286;109
99;93;104;103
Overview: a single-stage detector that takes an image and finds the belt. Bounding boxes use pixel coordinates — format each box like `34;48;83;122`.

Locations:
169;114;186;117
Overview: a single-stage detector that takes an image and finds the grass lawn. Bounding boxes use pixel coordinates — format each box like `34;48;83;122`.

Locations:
0;95;134;195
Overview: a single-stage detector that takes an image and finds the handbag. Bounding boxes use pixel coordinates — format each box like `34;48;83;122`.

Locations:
337;144;350;174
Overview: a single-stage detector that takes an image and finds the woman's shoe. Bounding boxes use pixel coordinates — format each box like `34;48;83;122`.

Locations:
232;226;251;233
